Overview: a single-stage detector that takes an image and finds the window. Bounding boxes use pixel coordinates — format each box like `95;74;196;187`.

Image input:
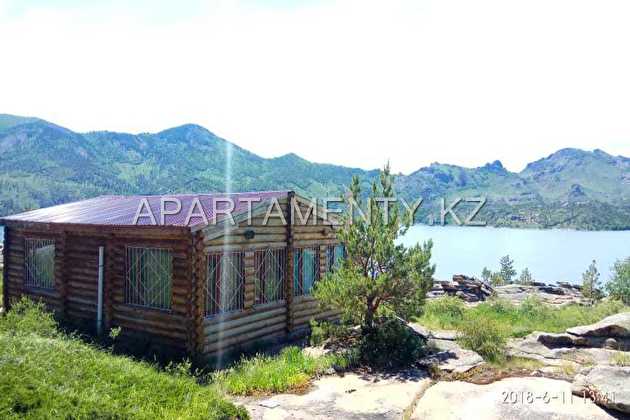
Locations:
25;239;55;289
125;247;173;310
206;252;245;316
254;248;286;305
293;247;320;296
326;244;346;272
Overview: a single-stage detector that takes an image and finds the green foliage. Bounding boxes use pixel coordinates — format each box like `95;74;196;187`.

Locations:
606;257;630;304
490;272;505;286
415;297;627;339
2;116;628;230
357;318;426;369
0;297;58;338
581;260;601;300
0;299;248;419
212;346;352;396
309;320;352;347
314;165;435;329
518;268;533;285
421;296;466;328
457;316;507;363
499;255;517;284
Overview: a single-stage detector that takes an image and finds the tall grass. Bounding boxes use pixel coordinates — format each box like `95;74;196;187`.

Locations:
212;347;353;396
417;296;628;338
0;298;248;419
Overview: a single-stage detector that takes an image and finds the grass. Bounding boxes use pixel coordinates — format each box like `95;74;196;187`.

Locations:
416;295;629;338
612;352;630;367
212;347;354;396
0;298;248;419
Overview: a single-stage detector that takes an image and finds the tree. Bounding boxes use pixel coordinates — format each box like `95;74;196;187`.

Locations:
499;255;517;284
490;272;505;286
314;164;435;331
481;267;492;283
519;268;533;285
606;257;630;304
581;260;601;300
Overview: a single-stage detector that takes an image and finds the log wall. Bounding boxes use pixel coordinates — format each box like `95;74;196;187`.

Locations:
198;194;342;356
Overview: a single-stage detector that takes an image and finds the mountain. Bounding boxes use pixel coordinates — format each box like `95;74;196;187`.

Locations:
0;114;628;230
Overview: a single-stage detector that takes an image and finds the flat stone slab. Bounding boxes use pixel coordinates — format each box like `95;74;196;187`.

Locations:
572;365;630;414
412;377;617;419
238;369;432;420
567;312;630;338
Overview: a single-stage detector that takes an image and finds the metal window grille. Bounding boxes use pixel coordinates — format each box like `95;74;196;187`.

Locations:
125;247;173;310
24;239;55;289
206;252;245;316
293;247;320;297
254;248;286;305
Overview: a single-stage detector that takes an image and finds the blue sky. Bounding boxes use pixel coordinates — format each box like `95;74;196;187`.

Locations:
1;0;629;173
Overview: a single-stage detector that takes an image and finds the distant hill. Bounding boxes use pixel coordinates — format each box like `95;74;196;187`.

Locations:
0;114;628;230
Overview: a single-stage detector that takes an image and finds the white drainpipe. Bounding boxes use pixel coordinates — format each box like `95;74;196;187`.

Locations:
97;246;104;336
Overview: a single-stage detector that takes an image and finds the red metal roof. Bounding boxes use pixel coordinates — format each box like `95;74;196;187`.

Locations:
0;191;290;229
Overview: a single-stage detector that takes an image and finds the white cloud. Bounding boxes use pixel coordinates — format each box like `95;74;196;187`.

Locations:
0;0;629;173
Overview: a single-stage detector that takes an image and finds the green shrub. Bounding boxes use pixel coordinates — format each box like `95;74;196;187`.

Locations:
457;316;507;363
309;320;352;346
0;297;58;338
358;318;426;368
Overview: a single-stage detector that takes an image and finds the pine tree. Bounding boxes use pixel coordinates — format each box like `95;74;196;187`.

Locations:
581;260;601;300
499;255;517;284
605;257;630;304
314;164;435;331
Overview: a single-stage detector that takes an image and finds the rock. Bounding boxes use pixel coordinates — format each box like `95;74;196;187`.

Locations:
507;333;629;368
603;338;618;350
566;312;630;338
428;275;494;303
239;369;433;420
495;283;587;307
411;377;617;419
571;366;630;414
419;343;484;374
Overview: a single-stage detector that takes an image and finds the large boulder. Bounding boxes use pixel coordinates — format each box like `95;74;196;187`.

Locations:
571;366;630;414
495;283;587;307
567;312;630;338
412;377;617;419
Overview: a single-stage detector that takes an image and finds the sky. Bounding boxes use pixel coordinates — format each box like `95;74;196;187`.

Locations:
1;0;629;174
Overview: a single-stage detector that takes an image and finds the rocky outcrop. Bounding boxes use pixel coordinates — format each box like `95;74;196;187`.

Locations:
495;282;586;307
238;369;433;420
566;312;630;338
507;312;630;415
427;275;494;303
572;366;630;414
411;377;617;420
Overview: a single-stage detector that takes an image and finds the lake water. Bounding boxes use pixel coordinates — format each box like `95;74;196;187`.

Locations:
1;225;628;285
399;225;630;285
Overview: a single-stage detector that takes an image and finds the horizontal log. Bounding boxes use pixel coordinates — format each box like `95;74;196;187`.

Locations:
113;313;188;334
205;234;287;246
203;323;286;353
292;239;339;247
293;309;341;327
204;242;287;253
204;305;286;335
205;313;286;345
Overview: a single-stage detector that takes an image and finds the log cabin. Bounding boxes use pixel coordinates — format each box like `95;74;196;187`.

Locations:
0;191;345;360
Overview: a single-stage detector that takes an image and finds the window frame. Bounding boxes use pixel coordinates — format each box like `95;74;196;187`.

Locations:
125;246;173;311
205;251;246;317
293;247;320;297
254;247;287;307
24;238;56;290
